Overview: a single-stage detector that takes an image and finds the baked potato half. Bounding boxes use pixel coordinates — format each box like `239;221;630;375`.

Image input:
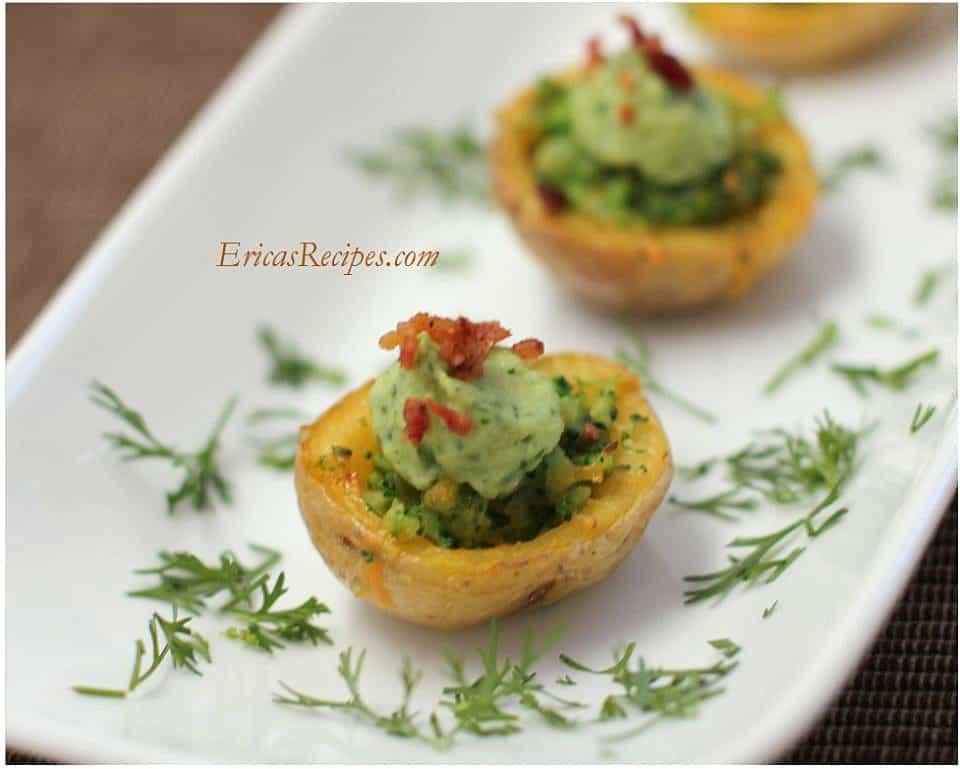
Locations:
294;352;673;629
687;3;918;71
491;66;818;314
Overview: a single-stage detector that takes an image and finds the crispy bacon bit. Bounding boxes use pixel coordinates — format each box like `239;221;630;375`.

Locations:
402;397;473;447
586;36;605;70
618;14;647;46
537;183;567;215
617;68;636;93
380;313;511;381
580;421;601;446
618;103;635;126
511;338;545;361
425;399;473;436
398;332;419;370
617;15;693;93
403;398;430;447
723;169;740;193
603;440;620;455
645;49;693;92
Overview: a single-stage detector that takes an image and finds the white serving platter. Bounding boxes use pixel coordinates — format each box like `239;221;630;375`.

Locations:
6;4;957;763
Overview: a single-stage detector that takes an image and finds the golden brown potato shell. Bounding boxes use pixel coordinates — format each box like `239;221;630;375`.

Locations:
491;66;819;314
294;352;673;629
687;3;918;71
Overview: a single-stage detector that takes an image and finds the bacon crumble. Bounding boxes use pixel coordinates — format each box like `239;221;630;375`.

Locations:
511;338;545;361
586;36;605;70
402;398;430;447
537;183;567;214
618;103;636;126
617;15;693;93
403;397;473;447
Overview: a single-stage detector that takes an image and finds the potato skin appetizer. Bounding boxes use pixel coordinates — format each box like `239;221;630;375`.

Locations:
295;351;672;630
687;3;918;71
491;23;818;314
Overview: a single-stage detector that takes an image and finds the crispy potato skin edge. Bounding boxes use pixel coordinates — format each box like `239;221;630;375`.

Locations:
687;4;918;71
490;65;819;314
294;352;674;630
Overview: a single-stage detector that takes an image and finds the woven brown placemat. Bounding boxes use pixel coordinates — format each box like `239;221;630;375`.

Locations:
6;4;957;764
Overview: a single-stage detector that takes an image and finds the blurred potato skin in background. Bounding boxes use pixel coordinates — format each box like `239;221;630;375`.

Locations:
686;3;920;71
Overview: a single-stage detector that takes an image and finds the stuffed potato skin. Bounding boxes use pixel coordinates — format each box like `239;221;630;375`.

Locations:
294;353;673;629
687;3;917;71
491;66;818;314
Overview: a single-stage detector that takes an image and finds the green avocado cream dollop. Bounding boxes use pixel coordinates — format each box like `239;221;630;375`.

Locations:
369;334;563;499
569;49;735;185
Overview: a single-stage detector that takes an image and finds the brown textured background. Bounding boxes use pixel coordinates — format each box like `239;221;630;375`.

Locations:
6;4;957;763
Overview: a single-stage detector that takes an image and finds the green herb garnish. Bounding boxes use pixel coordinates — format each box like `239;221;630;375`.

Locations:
560;640;738;740
762;601;778;619
865;314;919;339
276;623;741;747
225;573;331;653
670;488;757;521
434;247;474;272
764;321;838;395
675;411;859;519
910;403;937;434
73;609;210;698
128;544;280;613
820;145;885;192
616;325;715;424
707;639;741;659
831;349;939;396
347;124;489;204
929;113;957;210
684;486;848;604
247;407;306;472
130;545;329;656
914;268;947;306
90;381;236;514
258;326;347;388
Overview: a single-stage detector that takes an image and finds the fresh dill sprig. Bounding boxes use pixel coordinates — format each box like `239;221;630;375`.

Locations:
73;609;211;698
441;623;581;736
929;113;957;211
616;325;715;424
276;650;444;745
707;639;741;659
258;326;347;389
276;625;742;747
762;601;778;619
683;485;848;604
764;321;838;395
434;247;474;273
677;411;860;520
560;640;738;740
670;488;757;522
247;407;306;472
130;545;329;655
831;349;939;396
910;403;937;434
225;572;331;652
820;144;885;192
90;381;237;515
865;314;919;339
128;544;280;614
347;124;489;205
914;268;947;306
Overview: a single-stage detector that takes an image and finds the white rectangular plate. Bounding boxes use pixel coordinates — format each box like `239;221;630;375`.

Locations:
6;4;958;763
